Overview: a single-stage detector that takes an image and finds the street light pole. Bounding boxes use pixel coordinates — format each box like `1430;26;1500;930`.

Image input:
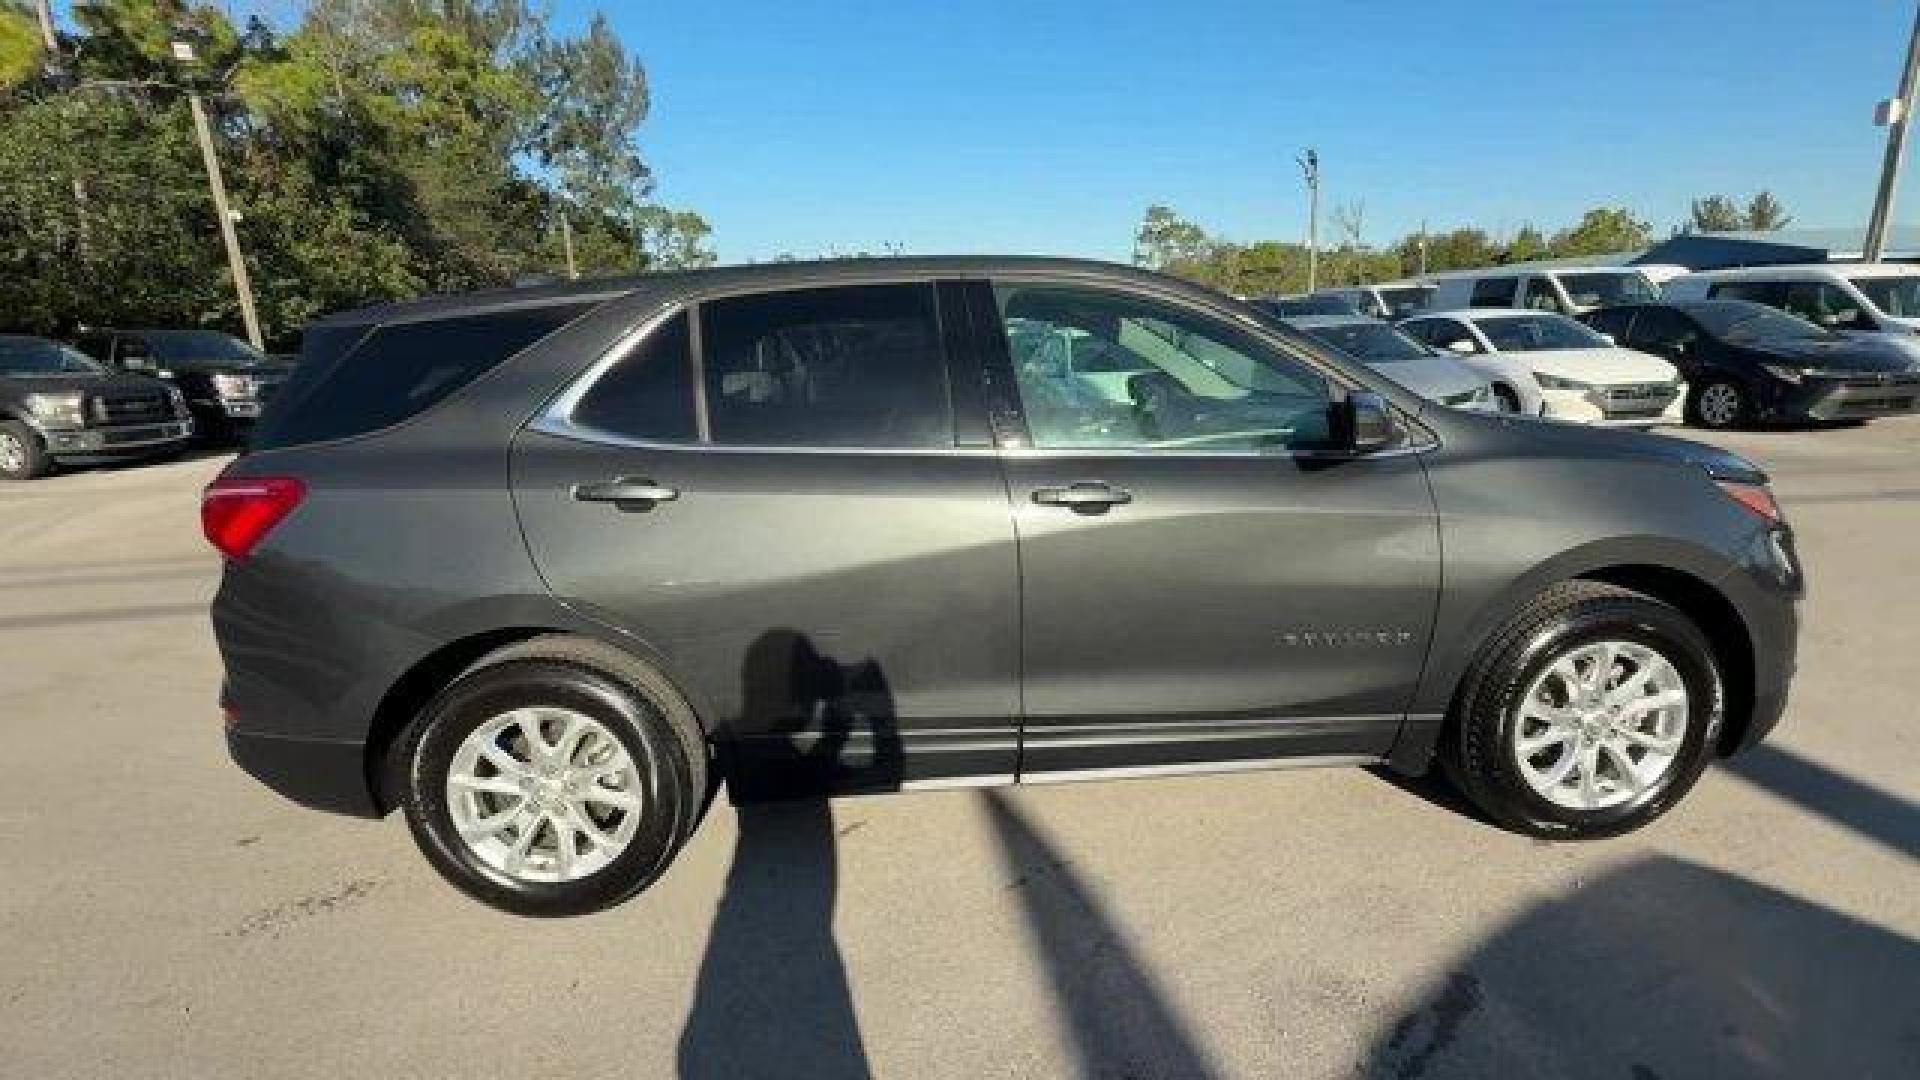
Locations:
1865;1;1920;262
1297;149;1320;292
174;41;263;348
559;211;579;279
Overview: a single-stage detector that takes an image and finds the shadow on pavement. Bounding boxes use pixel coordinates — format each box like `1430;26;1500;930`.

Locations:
1363;854;1920;1080
981;788;1220;1080
1726;742;1919;861
676;629;900;1080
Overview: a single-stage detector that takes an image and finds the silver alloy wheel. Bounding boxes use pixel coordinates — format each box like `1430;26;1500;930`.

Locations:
1697;383;1741;427
446;706;643;883
1512;640;1688;811
0;431;24;473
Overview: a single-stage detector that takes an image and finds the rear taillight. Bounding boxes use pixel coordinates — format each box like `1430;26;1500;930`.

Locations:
1715;479;1782;525
202;476;305;560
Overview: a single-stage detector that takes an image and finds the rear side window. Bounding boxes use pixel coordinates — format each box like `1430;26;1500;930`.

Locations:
698;284;952;448
571;312;697;441
257;303;593;449
1470;278;1517;307
1521;277;1561;311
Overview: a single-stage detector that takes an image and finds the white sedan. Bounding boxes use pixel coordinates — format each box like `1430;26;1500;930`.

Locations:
1399;309;1686;427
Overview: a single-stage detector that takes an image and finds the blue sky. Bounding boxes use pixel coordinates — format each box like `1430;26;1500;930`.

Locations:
550;0;1920;262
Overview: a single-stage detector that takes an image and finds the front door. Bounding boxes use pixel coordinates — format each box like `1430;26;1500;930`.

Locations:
514;281;1020;798
975;278;1441;778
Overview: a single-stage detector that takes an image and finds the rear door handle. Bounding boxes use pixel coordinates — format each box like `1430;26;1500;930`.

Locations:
1032;482;1132;510
572;477;680;505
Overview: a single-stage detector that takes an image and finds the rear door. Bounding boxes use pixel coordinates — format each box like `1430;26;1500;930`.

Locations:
975;277;1441;779
512;281;1020;798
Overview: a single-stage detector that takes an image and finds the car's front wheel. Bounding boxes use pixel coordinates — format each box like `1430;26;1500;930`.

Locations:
400;636;708;916
1690;379;1749;429
0;421;52;480
1441;582;1723;839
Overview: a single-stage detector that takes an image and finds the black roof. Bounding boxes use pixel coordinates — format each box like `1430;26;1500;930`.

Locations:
308;256;1181;329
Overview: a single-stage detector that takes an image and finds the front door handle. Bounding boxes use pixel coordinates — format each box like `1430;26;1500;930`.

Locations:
572;477;680;506
1032;482;1132;510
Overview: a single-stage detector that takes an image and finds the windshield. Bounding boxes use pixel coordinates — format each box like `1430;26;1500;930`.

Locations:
1691;303;1830;342
143;330;271;365
1377;286;1435;318
1473;313;1609;352
0;337;105;377
1304;322;1430;363
1559;272;1658;309
1849;276;1920;318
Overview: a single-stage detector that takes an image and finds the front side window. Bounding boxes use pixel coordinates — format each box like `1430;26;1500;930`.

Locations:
1848;275;1920;318
1378;286;1434;318
1470;277;1518;307
142;330;271;367
1521;277;1563;312
1625;309;1697;351
1782;282;1867;330
995;283;1331;453
1708;280;1789;307
1559;272;1657;308
1472;313;1608;352
699;284;952;448
1408;319;1483;355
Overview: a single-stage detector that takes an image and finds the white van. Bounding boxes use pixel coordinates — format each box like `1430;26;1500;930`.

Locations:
1663;263;1920;359
1429;266;1661;317
1314;281;1437;320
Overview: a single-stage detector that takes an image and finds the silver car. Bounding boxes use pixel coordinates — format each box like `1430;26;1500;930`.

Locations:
1285;315;1494;410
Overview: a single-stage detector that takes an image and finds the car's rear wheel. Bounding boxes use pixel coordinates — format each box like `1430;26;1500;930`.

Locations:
400;636;708;916
0;421;52;480
1440;582;1722;839
1690;379;1748;429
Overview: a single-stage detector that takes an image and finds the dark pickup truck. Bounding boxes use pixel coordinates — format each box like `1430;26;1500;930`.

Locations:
76;328;292;443
0;334;194;480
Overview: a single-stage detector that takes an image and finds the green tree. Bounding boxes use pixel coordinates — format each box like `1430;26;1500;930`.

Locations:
1744;190;1791;231
0;3;42;91
1403;227;1501;273
1550;206;1651;257
1689;195;1745;232
1133;205;1212;269
1503;225;1548;263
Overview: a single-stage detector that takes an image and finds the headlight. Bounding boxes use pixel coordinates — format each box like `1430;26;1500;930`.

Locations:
1759;363;1805;385
24;392;86;427
1534;373;1592;391
212;372;256;398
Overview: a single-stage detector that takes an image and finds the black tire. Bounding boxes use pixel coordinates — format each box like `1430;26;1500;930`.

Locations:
0;420;52;480
1688;378;1748;430
1491;384;1522;413
400;635;708;916
1439;582;1723;840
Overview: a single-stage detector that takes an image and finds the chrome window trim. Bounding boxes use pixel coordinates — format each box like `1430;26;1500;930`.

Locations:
533;279;1435;461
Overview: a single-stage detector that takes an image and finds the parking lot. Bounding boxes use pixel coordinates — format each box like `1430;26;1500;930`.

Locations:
2;417;1916;1079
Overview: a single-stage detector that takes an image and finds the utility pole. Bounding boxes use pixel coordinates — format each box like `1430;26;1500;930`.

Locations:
1297;149;1320;292
1866;1;1920;262
559;211;579;279
173;40;263;349
1418;219;1429;276
34;0;91;262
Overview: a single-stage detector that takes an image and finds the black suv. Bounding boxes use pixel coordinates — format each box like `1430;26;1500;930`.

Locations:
1582;300;1920;428
0;334;194;480
76;328;292;443
209;259;1801;915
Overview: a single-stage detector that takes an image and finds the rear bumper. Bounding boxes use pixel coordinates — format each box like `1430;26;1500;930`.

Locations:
226;723;381;817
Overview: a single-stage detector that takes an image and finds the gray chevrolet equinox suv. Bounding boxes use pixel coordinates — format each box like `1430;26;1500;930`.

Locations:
209;258;1801;915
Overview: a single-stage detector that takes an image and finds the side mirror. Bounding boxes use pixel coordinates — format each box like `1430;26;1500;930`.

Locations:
1331;391;1397;456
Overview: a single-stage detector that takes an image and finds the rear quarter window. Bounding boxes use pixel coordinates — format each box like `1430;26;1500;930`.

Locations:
1470;278;1518;307
255;303;595;450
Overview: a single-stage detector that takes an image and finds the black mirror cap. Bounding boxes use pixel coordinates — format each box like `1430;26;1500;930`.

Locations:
1331;391;1398;456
